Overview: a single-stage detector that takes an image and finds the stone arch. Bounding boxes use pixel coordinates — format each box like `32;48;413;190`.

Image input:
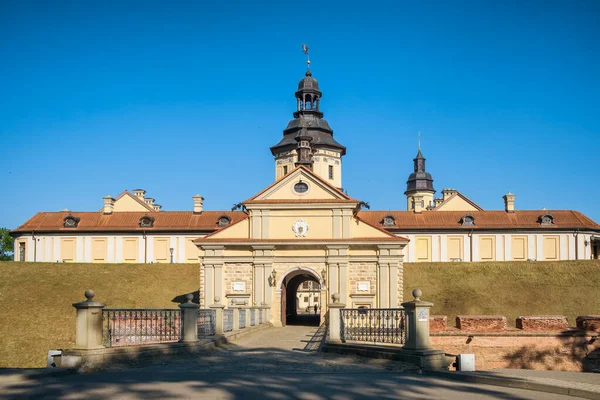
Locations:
274;266;326;327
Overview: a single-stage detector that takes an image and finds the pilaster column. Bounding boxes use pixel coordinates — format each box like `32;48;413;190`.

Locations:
204;264;214;310
378;263;390;308
214;264;224;304
210;299;225;335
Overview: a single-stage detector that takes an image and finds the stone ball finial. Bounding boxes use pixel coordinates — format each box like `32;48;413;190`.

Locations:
332;293;340;302
412;288;422;301
84;289;95;301
185;293;193;303
214;296;221;303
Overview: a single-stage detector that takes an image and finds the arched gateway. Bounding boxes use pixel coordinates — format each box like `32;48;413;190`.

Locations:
276;267;325;326
195;166;407;326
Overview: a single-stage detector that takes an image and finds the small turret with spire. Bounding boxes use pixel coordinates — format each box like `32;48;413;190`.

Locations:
405;133;436;212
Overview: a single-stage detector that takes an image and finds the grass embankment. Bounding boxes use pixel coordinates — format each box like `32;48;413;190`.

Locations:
403;260;600;326
0;262;198;369
1;260;599;368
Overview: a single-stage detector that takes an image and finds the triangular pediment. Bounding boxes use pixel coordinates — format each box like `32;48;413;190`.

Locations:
244;166;355;204
435;192;483;212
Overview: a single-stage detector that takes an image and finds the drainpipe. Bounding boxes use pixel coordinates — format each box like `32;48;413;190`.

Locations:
32;231;37;262
574;230;579;260
468;230;474;262
143;231;147;263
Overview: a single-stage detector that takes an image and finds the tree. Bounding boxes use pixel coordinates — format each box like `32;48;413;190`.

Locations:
0;228;14;261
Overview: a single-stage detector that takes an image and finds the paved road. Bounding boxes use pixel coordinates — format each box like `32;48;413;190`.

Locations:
0;325;584;399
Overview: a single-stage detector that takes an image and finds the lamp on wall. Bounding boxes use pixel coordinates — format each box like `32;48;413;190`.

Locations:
584;239;589;247
268;270;277;287
169;248;174;263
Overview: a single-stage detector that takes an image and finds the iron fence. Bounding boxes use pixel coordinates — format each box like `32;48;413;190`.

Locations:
239;309;246;329
198;309;216;336
340;308;406;345
250;308;256;326
223;309;234;332
102;309;182;347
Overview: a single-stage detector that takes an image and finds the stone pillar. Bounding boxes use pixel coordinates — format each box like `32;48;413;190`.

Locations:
231;305;240;331
210;297;225;335
401;288;433;350
214;264;223;304
245;305;251;326
179;293;199;343
204;265;214;311
72;289;105;350
327;293;346;343
378;263;390;308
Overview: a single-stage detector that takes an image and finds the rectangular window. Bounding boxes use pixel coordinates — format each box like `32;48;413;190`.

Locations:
328;165;333;179
511;236;528;260
314;297;319;302
283;166;288;175
123;238;139;263
304;296;309;302
60;238;76;262
415;236;431;262
154;238;169;262
19;242;26;262
447;236;463;260
543;236;559;260
479;236;496;261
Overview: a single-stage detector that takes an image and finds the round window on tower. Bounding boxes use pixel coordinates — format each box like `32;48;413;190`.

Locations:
294;182;309;194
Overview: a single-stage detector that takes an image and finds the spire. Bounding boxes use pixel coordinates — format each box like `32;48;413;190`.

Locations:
302;43;310;71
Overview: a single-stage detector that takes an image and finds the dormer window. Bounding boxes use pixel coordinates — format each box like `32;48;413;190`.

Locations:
460;213;475;227
139;216;155;228
63;215;80;228
381;215;396;227
217;215;231;227
538;212;554;226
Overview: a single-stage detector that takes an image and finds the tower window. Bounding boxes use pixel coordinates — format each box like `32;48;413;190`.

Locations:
283;166;288;175
328;165;334;180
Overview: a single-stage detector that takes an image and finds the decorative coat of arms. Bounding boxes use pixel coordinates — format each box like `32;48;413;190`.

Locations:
292;219;309;237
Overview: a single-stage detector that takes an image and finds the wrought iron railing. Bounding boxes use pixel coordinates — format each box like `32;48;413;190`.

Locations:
250;308;256;326
340;308;406;345
102;309;182;347
239;309;246;329
223;309;234;332
198;309;216;336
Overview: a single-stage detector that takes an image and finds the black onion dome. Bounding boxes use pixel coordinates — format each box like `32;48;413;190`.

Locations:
298;70;319;91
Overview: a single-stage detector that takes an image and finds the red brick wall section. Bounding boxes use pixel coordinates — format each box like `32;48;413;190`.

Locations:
516;316;569;332
429;315;447;333
456;315;506;332
576;316;600;332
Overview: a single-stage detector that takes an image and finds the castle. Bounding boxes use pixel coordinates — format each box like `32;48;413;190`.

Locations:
11;64;600;324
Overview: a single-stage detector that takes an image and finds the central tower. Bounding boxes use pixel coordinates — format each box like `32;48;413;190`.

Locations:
270;52;346;188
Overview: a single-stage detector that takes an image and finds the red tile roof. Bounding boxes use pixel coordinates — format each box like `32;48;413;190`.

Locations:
11;211;248;233
358;210;600;230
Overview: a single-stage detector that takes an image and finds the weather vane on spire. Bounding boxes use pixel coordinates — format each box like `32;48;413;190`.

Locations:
418;131;421;150
302;43;310;70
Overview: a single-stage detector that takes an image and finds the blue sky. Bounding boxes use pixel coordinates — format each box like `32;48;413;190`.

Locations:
1;1;599;229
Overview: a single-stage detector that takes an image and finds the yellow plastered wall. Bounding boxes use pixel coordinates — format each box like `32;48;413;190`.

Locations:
91;238;107;263
154;237;169;262
205;219;249;239
113;194;151;212
543;235;560;260
415;236;432;262
60;238;76;262
350;219;391;238
447;236;464;260
269;215;332;239
435;195;479;211
185;237;200;262
512;236;528;261
407;192;434;211
123;238;139;263
260;174;342;201
479;236;496;261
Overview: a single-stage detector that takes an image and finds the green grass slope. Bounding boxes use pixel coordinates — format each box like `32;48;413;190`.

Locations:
1;260;599;368
0;262;198;368
403;260;600;326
